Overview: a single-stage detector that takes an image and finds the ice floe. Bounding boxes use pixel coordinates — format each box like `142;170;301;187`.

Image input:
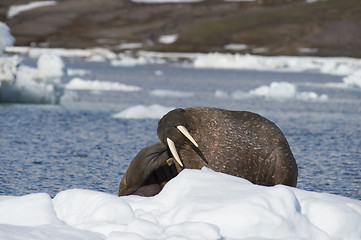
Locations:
65;78;141;92
5;46;117;59
112;104;174;119
224;43;248;51
249;81;328;101
215;82;328;101
7;1;57;19
150;89;194;98
342;70;361;89
193;52;361;76
0;168;360;240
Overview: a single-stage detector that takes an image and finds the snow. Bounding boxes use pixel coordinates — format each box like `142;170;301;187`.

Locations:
7;1;57;19
65;78;141;92
112;104;175;119
67;68;91;77
117;43;144;50
150;89;194;98
0;168;360;240
0;23;15;54
215;82;328;101
0;53;68;104
224;43;248;51
158;34;179;45
5;46;117;59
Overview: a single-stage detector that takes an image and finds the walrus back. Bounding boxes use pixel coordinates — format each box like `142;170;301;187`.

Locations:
183;107;298;187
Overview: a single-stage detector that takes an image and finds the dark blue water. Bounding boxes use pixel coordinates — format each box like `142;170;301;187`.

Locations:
1;58;360;199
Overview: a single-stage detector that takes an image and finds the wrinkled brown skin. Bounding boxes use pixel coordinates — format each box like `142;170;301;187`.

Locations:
118;107;298;197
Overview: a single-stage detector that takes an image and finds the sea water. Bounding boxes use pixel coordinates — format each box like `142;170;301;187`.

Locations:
0;57;360;200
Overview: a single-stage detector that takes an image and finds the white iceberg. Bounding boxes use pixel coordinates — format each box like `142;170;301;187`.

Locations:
112;104;174;119
158;34;179;45
0;54;67;104
0;168;360;240
0;22;15;54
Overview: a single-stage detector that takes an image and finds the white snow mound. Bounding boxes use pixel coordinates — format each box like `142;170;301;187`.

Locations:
0;168;360;240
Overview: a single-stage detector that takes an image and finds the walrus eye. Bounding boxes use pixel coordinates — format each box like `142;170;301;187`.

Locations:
176;125;199;148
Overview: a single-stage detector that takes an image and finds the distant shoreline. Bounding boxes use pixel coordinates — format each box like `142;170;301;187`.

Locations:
2;0;361;57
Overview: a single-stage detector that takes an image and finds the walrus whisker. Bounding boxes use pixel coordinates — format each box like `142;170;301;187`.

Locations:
176;125;199;148
167;137;183;167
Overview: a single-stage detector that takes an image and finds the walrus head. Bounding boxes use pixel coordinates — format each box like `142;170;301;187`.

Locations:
157;108;199;167
118;108;200;197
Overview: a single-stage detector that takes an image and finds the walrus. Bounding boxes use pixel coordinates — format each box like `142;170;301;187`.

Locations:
118;107;298;197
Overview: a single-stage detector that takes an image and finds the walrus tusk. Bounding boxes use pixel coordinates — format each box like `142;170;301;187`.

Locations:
177;125;199;148
167;137;183;167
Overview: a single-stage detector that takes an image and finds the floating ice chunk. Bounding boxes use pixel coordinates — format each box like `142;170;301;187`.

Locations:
67;68;91;77
0;56;19;86
150;89;194;98
298;47;318;54
85;55;107;63
343;70;361;89
154;70;163;76
0;22;15;53
250;82;297;99
111;54;147;67
66;78;141;92
249;82;328;101
158;34;179;45
0;54;66;104
214;90;229;98
224;43;248;51
113;104;174;119
7;1;57;19
36;53;65;84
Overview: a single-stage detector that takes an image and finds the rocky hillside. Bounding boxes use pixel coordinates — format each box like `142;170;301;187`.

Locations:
2;0;361;57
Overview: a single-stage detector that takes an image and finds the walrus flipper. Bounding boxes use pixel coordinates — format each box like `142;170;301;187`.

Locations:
118;142;171;196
